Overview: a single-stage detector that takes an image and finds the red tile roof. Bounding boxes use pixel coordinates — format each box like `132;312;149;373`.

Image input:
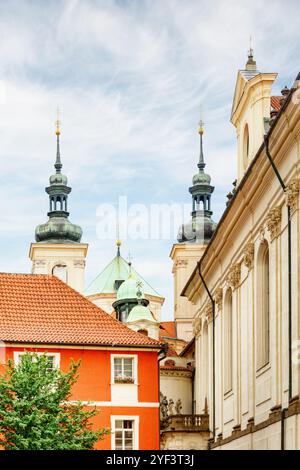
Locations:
160;321;176;338
0;273;161;348
271;96;281;112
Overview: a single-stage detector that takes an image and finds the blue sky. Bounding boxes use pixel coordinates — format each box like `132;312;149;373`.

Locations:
0;0;299;320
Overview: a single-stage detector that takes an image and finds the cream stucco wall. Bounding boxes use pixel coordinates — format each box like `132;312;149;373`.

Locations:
161;431;209;451
170;243;206;342
184;76;300;449
29;243;88;294
160;364;193;416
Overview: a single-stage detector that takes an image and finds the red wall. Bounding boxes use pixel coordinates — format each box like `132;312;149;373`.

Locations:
3;346;160;450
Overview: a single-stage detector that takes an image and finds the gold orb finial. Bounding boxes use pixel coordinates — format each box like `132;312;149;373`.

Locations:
55;107;61;136
116;239;121;247
198;119;204;135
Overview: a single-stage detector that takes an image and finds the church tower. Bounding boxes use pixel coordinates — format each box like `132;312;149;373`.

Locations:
231;47;277;182
171;122;216;341
29;116;88;293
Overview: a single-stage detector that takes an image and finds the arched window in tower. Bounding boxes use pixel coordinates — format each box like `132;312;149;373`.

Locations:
224;288;233;393
52;264;67;283
243;123;250;170
256;240;270;370
57;196;62;211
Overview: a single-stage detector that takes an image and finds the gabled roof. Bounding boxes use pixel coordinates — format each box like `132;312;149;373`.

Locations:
231;69;277;124
0;273;161;348
85;254;163;299
231;68;260;121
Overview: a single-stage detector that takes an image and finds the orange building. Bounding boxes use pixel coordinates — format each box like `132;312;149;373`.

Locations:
0;273;162;450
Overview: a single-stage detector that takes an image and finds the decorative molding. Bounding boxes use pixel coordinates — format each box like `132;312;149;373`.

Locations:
73;259;85;267
160;369;193;378
243;242;254;269
33;260;46;267
285;178;300;213
214;288;223;312
266;206;281;240
193;317;201;337
259;225;265;242
175;259;188;268
204;303;213;323
210;397;300;449
227;263;241;289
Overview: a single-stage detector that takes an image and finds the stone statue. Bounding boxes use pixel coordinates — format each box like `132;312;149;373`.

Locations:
160;394;169;421
175;398;182;415
168;398;174;415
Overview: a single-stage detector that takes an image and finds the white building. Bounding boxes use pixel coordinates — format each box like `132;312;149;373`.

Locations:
182;52;300;450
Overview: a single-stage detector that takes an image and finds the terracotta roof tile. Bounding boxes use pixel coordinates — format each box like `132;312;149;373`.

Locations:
163;342;179;357
159;321;176;338
271;96;282;112
0;273;161;348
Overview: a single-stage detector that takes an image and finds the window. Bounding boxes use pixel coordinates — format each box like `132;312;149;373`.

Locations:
52;264;67;283
111;416;139;450
45;355;55;373
13;352;60;371
224;288;233;393
137;329;148;336
243;123;250;170
114;357;134;384
202;321;209;408
115;420;134;450
256;241;270;370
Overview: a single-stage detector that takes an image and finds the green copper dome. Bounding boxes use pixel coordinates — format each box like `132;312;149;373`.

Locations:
35;216;82;243
192;171;211;185
116;273;145;301
49;173;68;185
126;304;156;323
35;126;82;244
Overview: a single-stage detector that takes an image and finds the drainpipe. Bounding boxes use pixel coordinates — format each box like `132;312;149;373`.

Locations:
264;134;292;450
158;343;168;449
197;260;216;441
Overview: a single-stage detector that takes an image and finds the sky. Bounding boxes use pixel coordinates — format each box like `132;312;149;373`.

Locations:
0;0;299;320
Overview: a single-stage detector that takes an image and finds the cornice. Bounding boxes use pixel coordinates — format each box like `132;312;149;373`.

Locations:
160;369;192;378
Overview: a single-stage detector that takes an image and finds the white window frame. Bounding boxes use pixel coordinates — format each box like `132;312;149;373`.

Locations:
111;354;138;385
111;416;139;450
13;352;60;370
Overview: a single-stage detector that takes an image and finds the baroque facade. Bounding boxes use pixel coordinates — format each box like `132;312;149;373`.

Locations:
182;52;300;449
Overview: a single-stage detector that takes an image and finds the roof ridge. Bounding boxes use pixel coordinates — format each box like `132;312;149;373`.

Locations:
0;273;162;348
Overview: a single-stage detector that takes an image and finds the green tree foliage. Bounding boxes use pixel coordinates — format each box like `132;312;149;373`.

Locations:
0;352;109;450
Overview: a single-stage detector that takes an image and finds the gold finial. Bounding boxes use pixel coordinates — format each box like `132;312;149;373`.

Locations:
198;119;204;135
55;107;61;136
116;239;121;247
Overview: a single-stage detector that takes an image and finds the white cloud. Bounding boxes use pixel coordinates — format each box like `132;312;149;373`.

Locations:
0;0;298;320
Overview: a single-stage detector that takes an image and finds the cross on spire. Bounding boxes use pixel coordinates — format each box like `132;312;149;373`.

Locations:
246;35;257;71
